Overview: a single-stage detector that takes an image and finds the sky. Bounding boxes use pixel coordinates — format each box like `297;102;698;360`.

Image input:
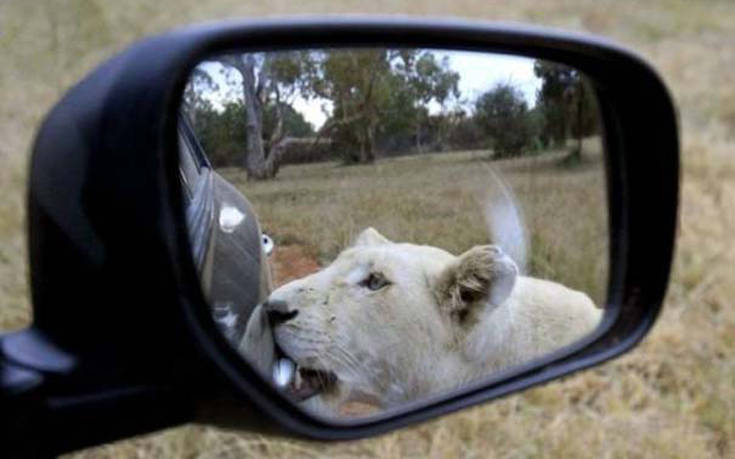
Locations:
194;49;542;130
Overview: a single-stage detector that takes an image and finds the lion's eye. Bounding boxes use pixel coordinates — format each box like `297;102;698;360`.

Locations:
361;273;390;291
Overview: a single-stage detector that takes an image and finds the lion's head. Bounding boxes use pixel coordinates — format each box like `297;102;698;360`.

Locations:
264;227;518;413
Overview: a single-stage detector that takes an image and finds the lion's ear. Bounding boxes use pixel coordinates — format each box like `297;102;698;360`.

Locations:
436;245;518;324
354;227;391;247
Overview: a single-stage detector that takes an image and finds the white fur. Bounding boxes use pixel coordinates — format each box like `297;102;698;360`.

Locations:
265;228;602;415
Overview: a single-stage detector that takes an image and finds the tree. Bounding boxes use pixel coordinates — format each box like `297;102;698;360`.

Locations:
534;61;598;162
566;77;598;162
534;61;574;147
263;102;314;139
182;67;218;126
308;49;394;163
393;51;460;152
474;83;532;158
194;101;246;167
307;49;461;162
183;100;315;168
446;108;485;150
216;51;316;179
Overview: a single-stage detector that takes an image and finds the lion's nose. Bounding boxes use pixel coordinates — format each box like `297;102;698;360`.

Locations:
263;299;298;326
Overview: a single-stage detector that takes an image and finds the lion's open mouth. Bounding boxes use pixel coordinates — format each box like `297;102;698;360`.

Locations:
272;344;338;401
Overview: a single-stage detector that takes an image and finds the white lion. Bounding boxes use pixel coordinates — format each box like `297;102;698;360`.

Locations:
262;228;602;415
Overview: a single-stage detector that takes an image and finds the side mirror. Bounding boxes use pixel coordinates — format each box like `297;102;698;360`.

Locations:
0;18;678;456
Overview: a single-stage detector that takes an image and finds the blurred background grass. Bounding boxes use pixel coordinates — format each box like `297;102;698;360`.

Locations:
228;144;609;305
1;1;734;457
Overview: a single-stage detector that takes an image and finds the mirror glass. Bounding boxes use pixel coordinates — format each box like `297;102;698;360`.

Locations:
178;47;608;419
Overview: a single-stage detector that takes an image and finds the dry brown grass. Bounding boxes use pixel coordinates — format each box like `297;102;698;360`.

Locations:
2;0;734;458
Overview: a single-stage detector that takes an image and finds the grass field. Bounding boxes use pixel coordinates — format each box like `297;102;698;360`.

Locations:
2;1;734;458
225;144;608;305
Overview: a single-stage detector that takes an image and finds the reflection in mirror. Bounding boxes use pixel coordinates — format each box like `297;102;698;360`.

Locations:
179;48;607;419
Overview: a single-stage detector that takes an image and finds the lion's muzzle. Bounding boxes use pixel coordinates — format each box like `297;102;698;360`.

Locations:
262;297;339;402
264;299;299;326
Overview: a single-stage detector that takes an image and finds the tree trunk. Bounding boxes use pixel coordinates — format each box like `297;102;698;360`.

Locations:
236;55;270;179
561;82;583;164
415;120;422;153
567;83;584;164
575;83;584;157
219;55;281;180
357;129;369;163
263;136;291;177
365;123;376;162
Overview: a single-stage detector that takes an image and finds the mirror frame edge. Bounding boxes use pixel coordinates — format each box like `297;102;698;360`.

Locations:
165;18;679;439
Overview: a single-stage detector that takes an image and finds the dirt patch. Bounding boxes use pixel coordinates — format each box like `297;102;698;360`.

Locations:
269;244;321;287
338;401;380;417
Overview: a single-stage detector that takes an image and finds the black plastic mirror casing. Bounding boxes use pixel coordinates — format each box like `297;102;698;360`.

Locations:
0;18;678;456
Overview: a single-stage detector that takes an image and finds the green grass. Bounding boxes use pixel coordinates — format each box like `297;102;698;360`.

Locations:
222;143;608;304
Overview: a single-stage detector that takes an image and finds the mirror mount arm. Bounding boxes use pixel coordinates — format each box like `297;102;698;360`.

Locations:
0;328;196;456
0;360;44;457
0;329;65;456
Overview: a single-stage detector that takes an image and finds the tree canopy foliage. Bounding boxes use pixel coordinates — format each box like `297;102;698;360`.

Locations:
474;83;532;158
534;61;599;161
183;50;600;178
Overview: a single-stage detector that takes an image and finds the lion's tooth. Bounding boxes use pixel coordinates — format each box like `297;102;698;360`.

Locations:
273;358;296;388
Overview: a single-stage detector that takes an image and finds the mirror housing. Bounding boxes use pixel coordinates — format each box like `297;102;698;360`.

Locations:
1;18;678;456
